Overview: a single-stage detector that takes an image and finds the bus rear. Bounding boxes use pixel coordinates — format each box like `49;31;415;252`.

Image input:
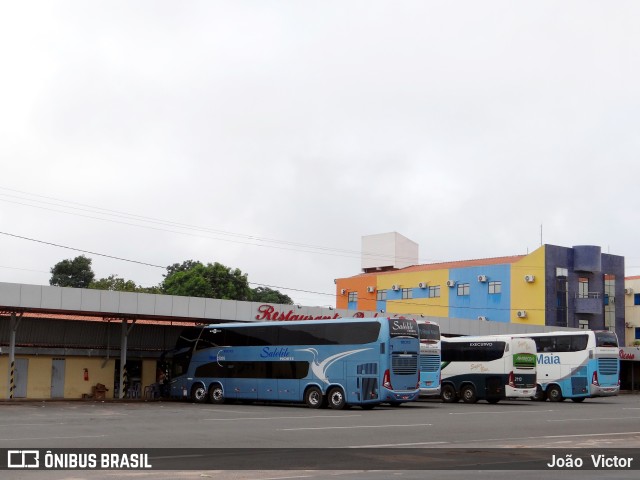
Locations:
506;337;537;398
590;330;620;397
417;320;441;397
382;318;421;405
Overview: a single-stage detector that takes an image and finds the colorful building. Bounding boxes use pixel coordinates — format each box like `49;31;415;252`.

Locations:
336;234;625;339
623;276;640;347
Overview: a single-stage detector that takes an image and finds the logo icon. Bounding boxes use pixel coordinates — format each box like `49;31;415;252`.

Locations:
8;450;40;468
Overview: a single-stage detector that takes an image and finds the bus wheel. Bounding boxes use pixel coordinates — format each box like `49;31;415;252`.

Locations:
191;384;207;403
209;384;225;405
571;397;586;403
533;385;546;402
441;384;458;403
461;385;478;404
327;387;346;410
304;386;324;409
486;397;500;404
547;385;564;402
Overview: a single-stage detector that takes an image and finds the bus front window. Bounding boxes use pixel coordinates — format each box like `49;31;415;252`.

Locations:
595;331;618;348
419;324;440;343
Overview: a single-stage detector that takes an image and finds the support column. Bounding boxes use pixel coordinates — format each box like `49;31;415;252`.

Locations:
8;312;23;400
118;318;137;399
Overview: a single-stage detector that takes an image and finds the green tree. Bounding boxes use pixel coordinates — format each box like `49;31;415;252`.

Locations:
89;275;139;292
164;260;202;278
162;261;252;300
50;255;95;288
250;286;293;304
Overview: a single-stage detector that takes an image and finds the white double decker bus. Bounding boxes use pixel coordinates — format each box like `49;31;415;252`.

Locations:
512;330;619;402
440;335;537;404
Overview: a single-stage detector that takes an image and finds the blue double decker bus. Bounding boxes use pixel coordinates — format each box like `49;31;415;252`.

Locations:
169;317;420;410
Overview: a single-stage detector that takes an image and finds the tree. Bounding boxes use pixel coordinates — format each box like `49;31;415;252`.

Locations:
50;255;95;288
250;286;293;304
162;261;252;300
89;275;139;292
164;260;202;278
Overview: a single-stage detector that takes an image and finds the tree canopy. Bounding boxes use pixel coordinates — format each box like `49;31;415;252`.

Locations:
89;275;141;292
161;260;252;300
48;256;292;303
49;255;95;288
250;286;293;304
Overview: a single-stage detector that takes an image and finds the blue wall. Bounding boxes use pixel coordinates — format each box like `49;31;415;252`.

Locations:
448;265;512;322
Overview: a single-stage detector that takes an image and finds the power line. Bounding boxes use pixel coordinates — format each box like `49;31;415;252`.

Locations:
0;187;437;264
0;231;165;268
0;230;336;298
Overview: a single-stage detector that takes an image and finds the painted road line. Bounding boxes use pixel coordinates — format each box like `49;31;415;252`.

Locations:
449;410;554;415
281;423;432;431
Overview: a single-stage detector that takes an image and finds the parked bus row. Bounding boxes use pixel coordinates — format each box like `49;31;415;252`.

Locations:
165;317;620;409
434;329;620;404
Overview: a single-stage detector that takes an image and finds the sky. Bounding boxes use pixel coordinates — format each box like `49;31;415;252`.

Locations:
1;1;639;307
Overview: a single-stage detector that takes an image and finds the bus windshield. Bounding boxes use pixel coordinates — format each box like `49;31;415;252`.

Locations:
595;331;618;347
418;323;440;343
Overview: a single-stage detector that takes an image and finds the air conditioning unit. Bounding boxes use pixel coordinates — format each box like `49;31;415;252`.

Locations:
626;322;634;328
625;288;634;295
446;280;456;287
516;310;527;318
418;282;428;289
366;286;376;293
477;315;488;321
340;289;347;295
391;284;401;291
477;275;488;282
524;275;535;283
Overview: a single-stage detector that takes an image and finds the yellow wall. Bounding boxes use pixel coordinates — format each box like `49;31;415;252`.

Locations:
511;245;546;325
26;357;52;399
64;357;116;399
0;357;7;399
142;359;157;389
380;271;450;317
0;356;52;399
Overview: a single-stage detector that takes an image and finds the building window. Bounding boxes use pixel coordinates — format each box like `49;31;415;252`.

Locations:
556;267;568;277
402;288;413;299
428;285;440;298
635;293;640;306
348;291;358;303
376;290;387;301
578;319;589;330
457;283;470;296
488;281;501;294
578;277;589;298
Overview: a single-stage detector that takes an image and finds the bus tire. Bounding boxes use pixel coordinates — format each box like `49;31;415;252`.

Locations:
441;384;458;403
191;384;207;403
571;397;586;403
547;385;564;402
304;386;324;409
209;384;225;405
460;385;478;404
533;385;546;402
327;387;346;410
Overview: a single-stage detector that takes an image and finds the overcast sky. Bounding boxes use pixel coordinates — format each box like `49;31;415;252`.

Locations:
1;1;639;307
